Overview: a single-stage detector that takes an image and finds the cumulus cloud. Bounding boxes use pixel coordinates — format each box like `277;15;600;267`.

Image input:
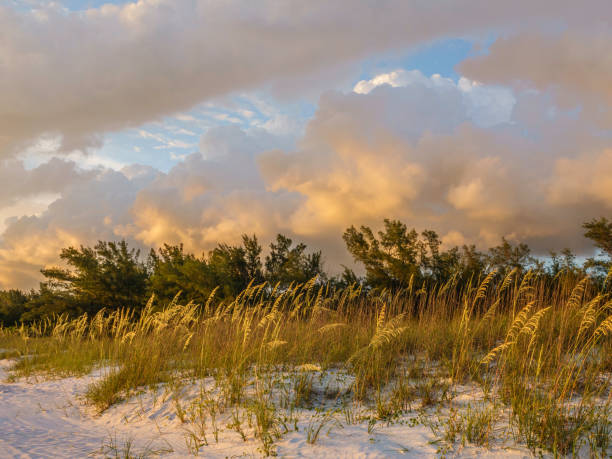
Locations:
3;63;612;289
0;164;159;289
0;158;87;208
548;149;612;209
353;70;515;127
128;125;303;252
259;70;612;253
459;29;612;126
0;125;303;288
260;71;518;226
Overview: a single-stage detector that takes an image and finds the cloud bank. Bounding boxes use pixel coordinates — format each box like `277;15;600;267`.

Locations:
2;0;610;155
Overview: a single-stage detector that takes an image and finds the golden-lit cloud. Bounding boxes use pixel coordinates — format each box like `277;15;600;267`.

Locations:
2;64;611;289
0;165;157;289
548;149;612;209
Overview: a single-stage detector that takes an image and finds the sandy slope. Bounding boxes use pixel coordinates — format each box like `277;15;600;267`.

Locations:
0;359;537;458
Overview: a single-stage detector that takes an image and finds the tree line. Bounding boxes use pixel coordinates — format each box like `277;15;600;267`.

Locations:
1;217;611;325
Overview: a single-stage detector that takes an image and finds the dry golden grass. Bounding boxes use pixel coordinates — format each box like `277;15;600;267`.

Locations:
1;272;611;456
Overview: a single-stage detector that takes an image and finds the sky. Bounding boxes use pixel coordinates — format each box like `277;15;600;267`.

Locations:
1;0;612;288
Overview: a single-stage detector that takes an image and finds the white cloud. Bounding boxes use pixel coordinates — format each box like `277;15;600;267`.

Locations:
353;69;431;94
139;129;196;150
174;114;196;122
169;152;188;161
354;70;515;127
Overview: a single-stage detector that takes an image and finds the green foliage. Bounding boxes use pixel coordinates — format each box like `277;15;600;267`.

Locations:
458;244;486;281
583;217;612;258
2;216;612;325
343;219;425;288
331;266;362;289
486;237;533;274
264;234;324;286
549;248;581;277
149;233;321;303
343;219;482;289
208;235;263;296
0;289;29;326
38;240;149;317
18;284;78;322
583;217;612;276
147;235;263;303
147;243;216;304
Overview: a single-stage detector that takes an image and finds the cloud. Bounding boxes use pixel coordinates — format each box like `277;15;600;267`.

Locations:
129;126;300;252
548;149;612;209
459;29;612;126
258;71;520;238
353;70;515;127
2;0;610;157
198;125;285;160
0;164;159;289
259;69;612;253
0;123;303;289
3;59;612;289
0;157;89;208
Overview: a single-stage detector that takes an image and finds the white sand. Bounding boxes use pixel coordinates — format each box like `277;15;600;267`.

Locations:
0;359;549;458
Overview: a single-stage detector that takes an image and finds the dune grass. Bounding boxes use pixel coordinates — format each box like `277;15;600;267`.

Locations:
1;272;611;456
